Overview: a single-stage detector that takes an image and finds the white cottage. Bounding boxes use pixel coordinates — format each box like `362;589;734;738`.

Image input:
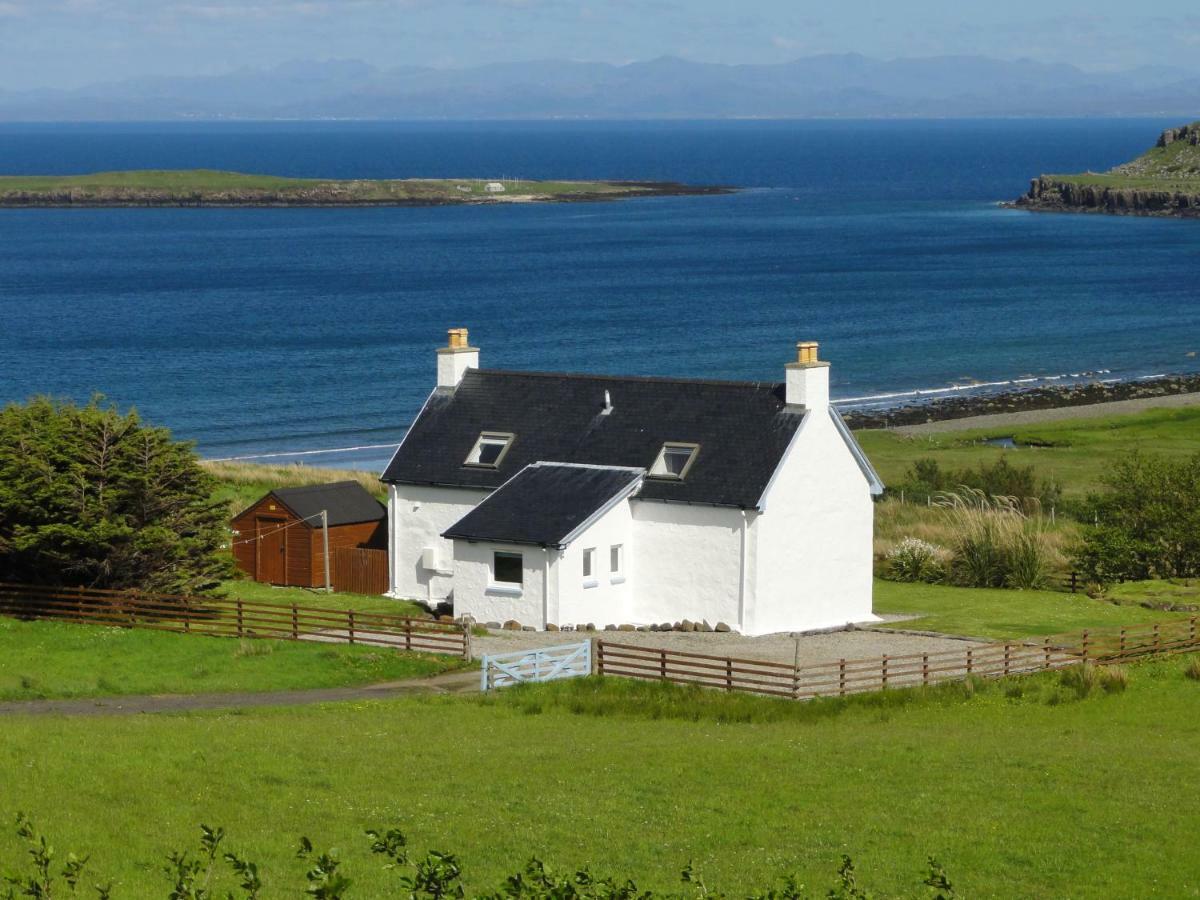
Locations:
382;328;883;635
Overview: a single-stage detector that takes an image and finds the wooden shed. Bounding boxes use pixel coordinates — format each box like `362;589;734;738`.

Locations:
231;481;387;589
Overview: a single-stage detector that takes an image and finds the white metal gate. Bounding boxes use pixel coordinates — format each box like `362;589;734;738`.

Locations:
480;641;592;691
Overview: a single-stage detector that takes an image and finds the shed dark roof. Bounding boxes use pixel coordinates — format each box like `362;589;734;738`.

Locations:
269;481;386;528
443;463;643;547
382;369;806;508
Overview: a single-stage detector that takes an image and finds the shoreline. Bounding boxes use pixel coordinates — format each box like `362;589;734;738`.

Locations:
840;372;1200;430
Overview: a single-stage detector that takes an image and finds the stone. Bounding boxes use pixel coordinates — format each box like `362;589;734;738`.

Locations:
617;623;635;632
545;623;559;632
585;623;596;631
715;622;732;633
560;624;575;632
679;619;695;632
604;624;617;631
636;626;650;632
697;620;713;632
484;621;502;630
521;625;536;632
502;620;521;631
660;623;673;632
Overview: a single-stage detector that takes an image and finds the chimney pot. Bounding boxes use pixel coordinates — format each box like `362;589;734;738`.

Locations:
437;327;479;389
785;339;829;409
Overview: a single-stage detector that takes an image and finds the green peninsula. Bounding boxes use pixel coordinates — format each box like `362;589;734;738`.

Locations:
1012;122;1200;218
0;169;730;207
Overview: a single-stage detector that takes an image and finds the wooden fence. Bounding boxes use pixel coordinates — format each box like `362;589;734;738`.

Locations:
596;616;1200;700
0;582;470;659
330;548;389;596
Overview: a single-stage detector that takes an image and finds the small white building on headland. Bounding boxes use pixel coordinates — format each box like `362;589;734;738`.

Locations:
484;182;506;193
381;329;882;635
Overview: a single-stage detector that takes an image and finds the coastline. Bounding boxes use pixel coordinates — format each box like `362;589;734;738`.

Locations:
840;372;1200;430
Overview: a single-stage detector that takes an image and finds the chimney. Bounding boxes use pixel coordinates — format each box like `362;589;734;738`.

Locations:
436;327;479;389
784;340;829;410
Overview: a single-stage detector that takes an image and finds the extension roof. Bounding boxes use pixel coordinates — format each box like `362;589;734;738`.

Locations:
381;369;809;508
266;481;386;528
443;463;644;548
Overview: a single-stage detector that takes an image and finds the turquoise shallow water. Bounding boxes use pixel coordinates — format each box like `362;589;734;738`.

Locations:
0;119;1197;469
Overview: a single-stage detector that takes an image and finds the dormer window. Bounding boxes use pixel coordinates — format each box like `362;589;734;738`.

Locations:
464;432;514;468
649;442;699;480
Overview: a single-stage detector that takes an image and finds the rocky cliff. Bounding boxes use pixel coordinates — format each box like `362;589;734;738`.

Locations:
1010;121;1200;218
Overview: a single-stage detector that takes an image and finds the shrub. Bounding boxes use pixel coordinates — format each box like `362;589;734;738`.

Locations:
884;538;947;583
1060;662;1103;699
0;397;233;594
1100;666;1129;694
1184;656;1200;681
935;489;1052;589
1073;451;1200;585
891;456;1061;512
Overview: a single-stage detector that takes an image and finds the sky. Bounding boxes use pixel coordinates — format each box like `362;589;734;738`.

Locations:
1;0;1199;91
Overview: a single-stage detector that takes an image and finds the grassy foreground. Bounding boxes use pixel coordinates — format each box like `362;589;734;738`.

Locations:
0;618;461;701
2;659;1199;896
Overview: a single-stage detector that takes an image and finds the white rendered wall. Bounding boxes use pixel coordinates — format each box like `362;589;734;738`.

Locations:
388;484;490;603
629;501;745;629
451;541;548;627
553;498;635;628
748;411;876;634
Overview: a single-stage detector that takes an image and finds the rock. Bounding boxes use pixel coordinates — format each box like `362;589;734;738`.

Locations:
636;626;650;632
604;624;617;631
715;622;732;632
617;623;636;632
697;620;713;632
560;624;574;632
660;623;673;632
545;623;559;632
484;621;502;630
438;615;455;623
584;623;596;631
502;620;521;631
521;625;536;632
679;619;695;632
648;623;660;632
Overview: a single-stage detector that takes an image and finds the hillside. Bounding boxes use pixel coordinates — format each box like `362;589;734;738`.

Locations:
1012;122;1200;217
0;170;727;207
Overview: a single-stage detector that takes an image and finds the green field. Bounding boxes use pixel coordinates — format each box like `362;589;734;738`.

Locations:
873;580;1187;639
2;659;1199;897
0;617;461;701
0;170;660;205
220;579;423;618
1038;120;1200;193
856;405;1200;500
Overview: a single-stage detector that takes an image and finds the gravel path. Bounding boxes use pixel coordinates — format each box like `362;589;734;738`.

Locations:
894;391;1200;434
473;623;981;667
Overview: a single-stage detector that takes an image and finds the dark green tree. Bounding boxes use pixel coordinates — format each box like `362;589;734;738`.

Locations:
0;397;232;593
1074;451;1200;584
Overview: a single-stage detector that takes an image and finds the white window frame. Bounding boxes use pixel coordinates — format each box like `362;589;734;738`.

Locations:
489;550;524;594
582;547;598;589
649;442;699;480
609;544;625;585
464;432;514;469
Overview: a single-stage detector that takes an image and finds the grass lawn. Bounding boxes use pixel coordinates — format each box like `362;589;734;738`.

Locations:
855;405;1200;500
0;618;463;701
220;579;424;618
873;580;1187;640
1;659;1199;897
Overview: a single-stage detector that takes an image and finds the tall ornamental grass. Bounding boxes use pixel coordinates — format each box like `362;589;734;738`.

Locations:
935;488;1055;589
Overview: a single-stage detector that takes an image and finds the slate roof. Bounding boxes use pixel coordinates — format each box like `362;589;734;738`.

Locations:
443;463;644;547
269;481;386;527
381;369;808;509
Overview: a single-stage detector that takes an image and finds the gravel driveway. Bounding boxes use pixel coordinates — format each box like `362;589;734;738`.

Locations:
472;622;982;669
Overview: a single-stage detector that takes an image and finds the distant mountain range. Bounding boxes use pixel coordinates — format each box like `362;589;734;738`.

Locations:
3;55;1200;121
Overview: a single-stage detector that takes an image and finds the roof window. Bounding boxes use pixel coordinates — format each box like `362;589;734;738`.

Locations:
649;442;699;480
464;432;514;468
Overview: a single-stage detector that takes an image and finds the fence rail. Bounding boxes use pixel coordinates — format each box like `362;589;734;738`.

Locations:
596;615;1200;700
0;582;470;659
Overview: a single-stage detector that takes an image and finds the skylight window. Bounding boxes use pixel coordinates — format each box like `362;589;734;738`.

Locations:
464;432;514;468
649;442;699;480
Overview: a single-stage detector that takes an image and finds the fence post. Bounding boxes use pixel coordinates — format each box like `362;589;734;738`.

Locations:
839;659;846;696
347;610;356;645
660;648;667;680
1081;630;1090;662
291;604;299;640
1043;637;1051;669
922;654;929;685
463;623;472;662
881;654;889;690
184;598;191;633
1153;623;1161;654
1119;628;1127;657
480;656;490;692
405;620;412;652
725;658;733;692
966;647;973;675
1003;642;1011;676
1191;616;1198;647
236;599;244;637
1069;571;1078;594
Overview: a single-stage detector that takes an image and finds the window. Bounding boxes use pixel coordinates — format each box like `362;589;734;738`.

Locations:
582;548;596;579
465;432;514;468
493;551;523;585
649;442;699;480
610;544;623;575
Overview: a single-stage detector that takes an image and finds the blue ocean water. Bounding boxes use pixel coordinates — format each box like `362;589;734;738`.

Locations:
1;119;1198;470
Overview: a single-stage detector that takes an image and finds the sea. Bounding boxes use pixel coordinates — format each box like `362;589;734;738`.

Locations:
1;119;1198;471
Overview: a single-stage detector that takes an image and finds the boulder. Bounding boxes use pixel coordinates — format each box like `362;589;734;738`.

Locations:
659;623;673;632
502;620;521;631
545;623;560;632
604;624;617;631
697;620;713;632
617;623;636;632
484;621;502;630
521;625;536;632
715;622;732;633
679;619;695;632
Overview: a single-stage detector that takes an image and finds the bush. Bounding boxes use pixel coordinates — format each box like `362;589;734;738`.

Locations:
891;456;1061;512
0;397;233;594
1073;452;1200;585
935;489;1052;589
884;538;947;583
